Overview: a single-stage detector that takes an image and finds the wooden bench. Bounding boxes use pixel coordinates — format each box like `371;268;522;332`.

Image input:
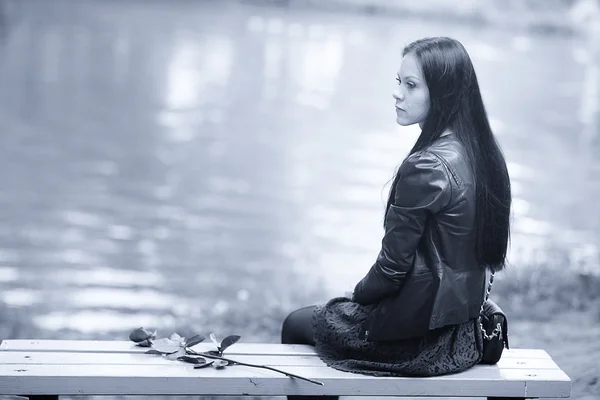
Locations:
0;340;571;400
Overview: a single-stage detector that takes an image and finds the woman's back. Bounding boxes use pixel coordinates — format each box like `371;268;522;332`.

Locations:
355;133;486;342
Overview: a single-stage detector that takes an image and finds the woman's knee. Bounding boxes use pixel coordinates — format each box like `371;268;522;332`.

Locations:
281;305;316;345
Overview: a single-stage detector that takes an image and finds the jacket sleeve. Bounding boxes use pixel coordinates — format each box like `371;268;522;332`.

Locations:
352;151;452;305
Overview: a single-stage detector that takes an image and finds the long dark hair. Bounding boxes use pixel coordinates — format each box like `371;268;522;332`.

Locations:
387;37;511;272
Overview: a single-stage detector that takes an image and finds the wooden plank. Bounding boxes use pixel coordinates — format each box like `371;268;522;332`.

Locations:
0;364;570;398
0;351;562;370
0;352;324;367
502;348;552;358
0;341;319;356
0;341;553;359
497;356;560;369
0;363;571;381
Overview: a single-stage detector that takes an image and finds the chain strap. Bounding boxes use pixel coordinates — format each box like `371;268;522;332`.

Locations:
479;271;502;341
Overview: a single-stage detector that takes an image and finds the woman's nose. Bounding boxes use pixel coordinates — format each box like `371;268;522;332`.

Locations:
393;90;403;101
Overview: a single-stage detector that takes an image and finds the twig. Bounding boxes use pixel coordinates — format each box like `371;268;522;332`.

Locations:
187;348;324;386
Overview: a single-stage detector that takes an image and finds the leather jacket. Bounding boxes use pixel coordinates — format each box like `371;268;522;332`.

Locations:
353;133;486;341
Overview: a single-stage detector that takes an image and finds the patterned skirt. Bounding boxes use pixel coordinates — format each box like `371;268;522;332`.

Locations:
312;297;483;377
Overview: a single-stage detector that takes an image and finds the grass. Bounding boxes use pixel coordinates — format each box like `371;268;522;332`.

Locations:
492;259;600;399
1;262;599;399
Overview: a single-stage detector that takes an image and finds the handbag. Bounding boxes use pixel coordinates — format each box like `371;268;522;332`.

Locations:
478;271;509;365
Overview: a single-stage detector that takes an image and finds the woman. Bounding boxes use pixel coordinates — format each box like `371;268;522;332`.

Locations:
281;36;511;386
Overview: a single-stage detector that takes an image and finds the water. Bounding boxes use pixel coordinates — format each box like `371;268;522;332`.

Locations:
0;0;598;338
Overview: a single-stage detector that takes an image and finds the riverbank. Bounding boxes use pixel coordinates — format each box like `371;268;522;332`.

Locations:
1;266;598;399
494;265;600;400
237;0;579;36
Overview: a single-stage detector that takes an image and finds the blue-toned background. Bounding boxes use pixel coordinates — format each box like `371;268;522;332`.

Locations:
0;0;598;398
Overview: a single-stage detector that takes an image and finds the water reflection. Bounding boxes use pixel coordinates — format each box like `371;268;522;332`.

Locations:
0;267;19;283
0;0;598;336
2;289;40;307
52;267;163;287
34;311;177;333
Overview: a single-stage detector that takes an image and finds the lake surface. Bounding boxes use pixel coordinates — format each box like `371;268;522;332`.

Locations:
0;0;598;338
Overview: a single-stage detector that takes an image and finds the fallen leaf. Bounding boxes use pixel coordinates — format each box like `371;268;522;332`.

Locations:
177;356;207;365
153;338;183;354
194;361;214;369
209;333;220;349
213;359;228;369
170;333;184;343
220;335;241;352
185;334;206;348
165;348;187;361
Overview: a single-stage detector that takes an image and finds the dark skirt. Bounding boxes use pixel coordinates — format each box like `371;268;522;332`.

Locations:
312;297;483;377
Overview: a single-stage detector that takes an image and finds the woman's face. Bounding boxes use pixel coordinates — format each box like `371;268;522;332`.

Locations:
393;53;430;128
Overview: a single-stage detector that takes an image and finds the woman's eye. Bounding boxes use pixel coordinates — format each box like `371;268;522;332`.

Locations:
396;77;415;88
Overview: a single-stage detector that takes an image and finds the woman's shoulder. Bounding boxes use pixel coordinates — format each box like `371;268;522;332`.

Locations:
398;150;449;186
393;150;452;210
425;135;467;161
422;137;473;186
399;145;454;182
402;148;444;168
